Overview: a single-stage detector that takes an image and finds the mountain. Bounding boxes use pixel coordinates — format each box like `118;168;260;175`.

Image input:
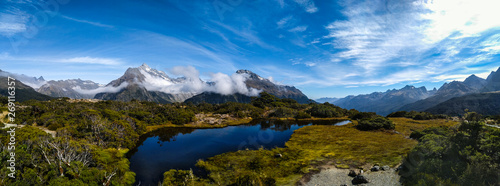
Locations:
95;64;196;103
425;91;500;116
333;85;436;116
401;74;489;112
0;69;47;89
463;74;487;90
236;70;310;103
315;97;340;103
37;79;102;99
0;77;52;102
482;67;500;92
184;92;252;104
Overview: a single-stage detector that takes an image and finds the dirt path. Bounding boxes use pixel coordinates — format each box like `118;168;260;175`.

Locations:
302;167;401;186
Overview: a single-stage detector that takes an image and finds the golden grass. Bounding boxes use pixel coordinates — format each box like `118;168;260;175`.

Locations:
286;123;416;168
391;117;459;137
285;118;459;168
145;118;254;132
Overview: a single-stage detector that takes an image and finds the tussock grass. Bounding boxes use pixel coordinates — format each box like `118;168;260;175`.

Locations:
391;117;459;136
286;122;415;168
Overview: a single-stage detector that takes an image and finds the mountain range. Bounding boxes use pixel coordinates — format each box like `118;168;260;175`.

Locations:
0;64;310;104
316;67;500;116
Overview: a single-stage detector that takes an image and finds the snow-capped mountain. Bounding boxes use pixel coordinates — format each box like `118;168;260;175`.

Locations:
95;63;197;103
235;70;310;103
0;69;47;89
37;79;103;99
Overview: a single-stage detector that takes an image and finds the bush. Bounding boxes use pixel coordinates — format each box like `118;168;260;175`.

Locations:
307;103;342;118
350;112;378;120
270;107;296;118
356;117;395;131
295;111;312;119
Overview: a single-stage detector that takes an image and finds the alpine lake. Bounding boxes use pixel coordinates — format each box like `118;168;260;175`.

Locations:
127;119;351;185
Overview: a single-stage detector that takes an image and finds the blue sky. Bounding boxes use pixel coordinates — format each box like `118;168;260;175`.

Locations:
1;0;500;99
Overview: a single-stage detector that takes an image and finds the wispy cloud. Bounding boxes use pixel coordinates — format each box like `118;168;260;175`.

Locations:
60;15;114;28
288;25;308;32
0;12;29;37
293;0;318;13
312;0;500;87
213;21;279;50
59;57;122;65
0;54;123;66
277;16;292;28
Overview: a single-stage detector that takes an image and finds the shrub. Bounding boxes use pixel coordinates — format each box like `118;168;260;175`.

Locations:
270;107;296;118
356;117;395;131
350;112;378;120
295;111;312;119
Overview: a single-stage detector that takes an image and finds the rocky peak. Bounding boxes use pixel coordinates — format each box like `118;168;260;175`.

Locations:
236;69;266;81
463;74;487;90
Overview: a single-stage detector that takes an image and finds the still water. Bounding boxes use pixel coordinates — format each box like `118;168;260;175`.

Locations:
128;119;350;185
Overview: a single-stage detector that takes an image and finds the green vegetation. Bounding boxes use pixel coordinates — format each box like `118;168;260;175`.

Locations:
387;110;448;120
355;116;395;131
400;118;500;185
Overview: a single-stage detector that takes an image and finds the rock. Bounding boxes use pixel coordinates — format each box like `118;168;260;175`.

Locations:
381;165;390;171
340;184;347;186
274;153;283;158
352;175;369;184
371;165;380;172
348;170;357;177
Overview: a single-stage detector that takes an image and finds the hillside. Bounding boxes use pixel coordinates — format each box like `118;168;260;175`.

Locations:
334;85;435;116
0;77;52;102
184;92;252;104
425;91;500;116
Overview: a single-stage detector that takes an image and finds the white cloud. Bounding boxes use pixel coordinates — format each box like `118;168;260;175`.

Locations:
213;21;278;50
132;65;261;96
59;57;122;65
0;12;29;37
73;82;129;96
315;0;500;87
288;25;308;32
293;0;318;13
277;16;292;28
275;0;285;8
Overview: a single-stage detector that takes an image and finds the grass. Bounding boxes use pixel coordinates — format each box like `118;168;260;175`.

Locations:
285;122;415;168
391;117;459;136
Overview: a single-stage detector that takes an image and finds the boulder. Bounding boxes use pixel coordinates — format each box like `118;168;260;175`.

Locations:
381;165;390;171
352;175;369;184
348;170;357;177
371;165;380;172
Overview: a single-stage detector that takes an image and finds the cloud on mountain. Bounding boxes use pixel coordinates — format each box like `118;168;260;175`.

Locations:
73;82;129;96
137;65;261;96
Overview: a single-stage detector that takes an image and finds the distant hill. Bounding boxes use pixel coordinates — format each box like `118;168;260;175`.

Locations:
315;97;339;103
400;80;478;112
425;91;500;116
333;85;436;116
331;67;500;115
0;77;52;102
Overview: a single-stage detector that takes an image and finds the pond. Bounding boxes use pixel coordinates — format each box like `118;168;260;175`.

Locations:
127;119;351;185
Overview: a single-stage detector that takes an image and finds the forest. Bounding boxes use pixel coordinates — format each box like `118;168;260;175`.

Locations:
0;92;499;185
